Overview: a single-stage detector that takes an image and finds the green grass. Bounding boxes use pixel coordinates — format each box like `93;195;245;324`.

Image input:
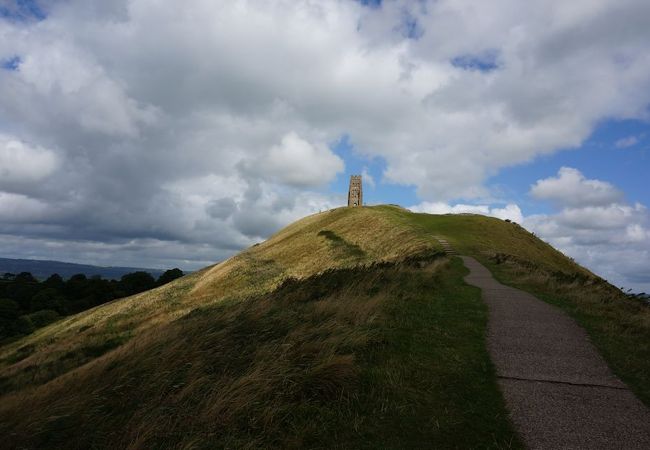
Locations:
0;254;520;449
484;259;650;407
348;258;520;449
2;205;647;448
0;207;432;393
317;229;367;260
392;209;650;408
381;207;587;275
0;331;133;395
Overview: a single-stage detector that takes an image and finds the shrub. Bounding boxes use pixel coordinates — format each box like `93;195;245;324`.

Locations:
0;299;34;339
23;309;60;328
157;268;184;286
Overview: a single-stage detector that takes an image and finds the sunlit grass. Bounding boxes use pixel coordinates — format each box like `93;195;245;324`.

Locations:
1;205;647;448
395;210;650;407
0;207;430;390
0;256;521;449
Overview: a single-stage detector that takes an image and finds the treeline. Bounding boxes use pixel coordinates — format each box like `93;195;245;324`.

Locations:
0;269;183;340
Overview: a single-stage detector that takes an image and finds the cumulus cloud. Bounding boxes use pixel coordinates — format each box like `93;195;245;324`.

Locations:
248;132;344;187
411;202;523;223
0;134;59;186
1;38;157;138
531;167;623;207
0;0;649;272
556;203;646;231
412;171;650;292
525;173;650;292
0;192;50;222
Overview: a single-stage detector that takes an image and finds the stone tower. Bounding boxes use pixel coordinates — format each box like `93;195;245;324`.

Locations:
347;175;363;207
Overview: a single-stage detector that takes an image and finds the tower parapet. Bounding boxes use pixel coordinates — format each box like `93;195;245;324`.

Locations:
347;175;363;207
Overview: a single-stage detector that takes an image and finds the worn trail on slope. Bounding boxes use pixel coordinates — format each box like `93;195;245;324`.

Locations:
460;255;650;450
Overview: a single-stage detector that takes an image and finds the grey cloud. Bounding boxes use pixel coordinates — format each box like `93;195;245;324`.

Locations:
625;269;650;284
207;198;237;220
0;0;649;273
232;210;281;239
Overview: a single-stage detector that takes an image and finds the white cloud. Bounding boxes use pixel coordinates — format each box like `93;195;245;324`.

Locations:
361;167;376;189
410;201;523;223
0;134;59;185
556;203;645;230
525;173;650;292
0;192;50;222
526;211;650;291
615;135;640;148
253;132;344;187
0;0;649;275
530;167;623;207
411;174;650;292
491;204;524;223
411;202;488;215
1;39;157;137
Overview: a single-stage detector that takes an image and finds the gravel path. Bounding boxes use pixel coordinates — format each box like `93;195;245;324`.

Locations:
461;255;650;449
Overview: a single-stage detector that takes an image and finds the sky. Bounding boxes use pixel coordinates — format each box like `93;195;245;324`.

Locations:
0;0;649;292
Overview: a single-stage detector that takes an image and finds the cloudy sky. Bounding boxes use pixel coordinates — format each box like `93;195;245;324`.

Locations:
1;0;649;291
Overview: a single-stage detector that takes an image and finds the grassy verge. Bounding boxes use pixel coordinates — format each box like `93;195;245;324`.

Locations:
348;257;521;449
482;256;650;407
395;210;650;408
0;256;520;449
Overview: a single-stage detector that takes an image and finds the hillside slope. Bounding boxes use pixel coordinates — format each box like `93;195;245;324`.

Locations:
0;206;647;449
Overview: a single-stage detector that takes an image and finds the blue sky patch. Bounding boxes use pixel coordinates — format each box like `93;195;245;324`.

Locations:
488;118;650;214
329;135;419;206
451;50;500;72
1;55;22;71
397;9;423;40
357;0;382;8
0;0;46;22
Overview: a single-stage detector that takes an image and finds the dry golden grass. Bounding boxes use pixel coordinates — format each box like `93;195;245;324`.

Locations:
0;206;537;448
0;206;430;395
0;253;523;449
3;204;645;448
0;260;432;448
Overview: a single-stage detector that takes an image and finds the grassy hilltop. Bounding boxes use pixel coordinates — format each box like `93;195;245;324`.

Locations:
0;206;648;449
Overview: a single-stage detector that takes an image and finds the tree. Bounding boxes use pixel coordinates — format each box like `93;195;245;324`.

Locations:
65;273;88;299
5;281;39;311
0;298;32;338
119;271;156;296
15;272;37;283
0;298;19;319
24;309;59;328
157;268;184;286
44;273;65;290
30;288;67;314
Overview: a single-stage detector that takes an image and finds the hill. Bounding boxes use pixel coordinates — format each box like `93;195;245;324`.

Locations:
0;257;165;280
0;206;648;449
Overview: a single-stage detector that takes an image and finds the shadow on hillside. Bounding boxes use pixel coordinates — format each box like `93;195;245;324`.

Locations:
317;230;366;259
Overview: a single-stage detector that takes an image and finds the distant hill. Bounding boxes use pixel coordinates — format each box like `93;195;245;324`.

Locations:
0;257;165;280
0;206;647;449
